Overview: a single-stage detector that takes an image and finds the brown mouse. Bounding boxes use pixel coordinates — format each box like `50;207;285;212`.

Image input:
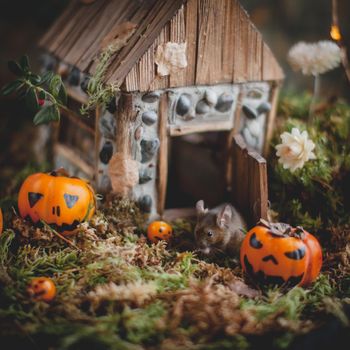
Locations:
194;200;246;258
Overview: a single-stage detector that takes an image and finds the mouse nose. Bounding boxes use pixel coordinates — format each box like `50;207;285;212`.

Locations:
200;247;211;255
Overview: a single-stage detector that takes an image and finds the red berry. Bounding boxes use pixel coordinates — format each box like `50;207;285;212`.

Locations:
38;99;45;106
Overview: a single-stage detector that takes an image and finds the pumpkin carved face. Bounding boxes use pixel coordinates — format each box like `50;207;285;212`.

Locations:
18;170;95;235
147;221;173;243
240;220;322;287
0;208;3;234
27;277;56;302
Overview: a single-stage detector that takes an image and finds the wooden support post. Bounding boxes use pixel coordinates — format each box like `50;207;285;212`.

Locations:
231;135;249;219
226;89;244;190
263;82;281;157
115;93;135;156
157;93;169;215
247;150;268;224
108;93;139;196
231;135;268;226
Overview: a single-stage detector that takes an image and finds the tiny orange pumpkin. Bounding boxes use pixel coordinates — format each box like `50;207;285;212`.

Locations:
18;169;95;235
0;208;3;235
240;220;322;287
27;277;56;302
147;221;173;243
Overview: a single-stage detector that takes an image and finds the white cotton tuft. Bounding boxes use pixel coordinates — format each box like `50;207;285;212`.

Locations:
155;42;188;76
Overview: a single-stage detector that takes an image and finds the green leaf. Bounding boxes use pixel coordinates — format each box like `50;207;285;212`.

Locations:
58;83;67;105
0;80;23;96
38;90;46;100
25;87;39;112
7;60;23;76
40;71;54;85
49;74;62;96
28;73;41;85
19;55;30;72
33;104;60;125
49;74;67;105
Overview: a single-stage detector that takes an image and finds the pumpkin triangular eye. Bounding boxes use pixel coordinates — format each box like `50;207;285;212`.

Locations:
249;232;263;249
28;192;44;208
285;247;306;260
64;194;79;208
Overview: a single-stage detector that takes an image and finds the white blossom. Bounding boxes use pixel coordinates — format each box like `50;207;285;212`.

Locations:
276;128;316;172
288;41;341;76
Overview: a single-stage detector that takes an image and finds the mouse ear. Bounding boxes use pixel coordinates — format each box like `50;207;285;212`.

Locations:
196;200;208;216
216;204;232;229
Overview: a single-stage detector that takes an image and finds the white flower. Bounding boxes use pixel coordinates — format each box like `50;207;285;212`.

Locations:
288;41;341;76
276;128;316;172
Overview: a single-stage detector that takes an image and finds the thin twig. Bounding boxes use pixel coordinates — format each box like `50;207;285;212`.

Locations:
40;220;81;251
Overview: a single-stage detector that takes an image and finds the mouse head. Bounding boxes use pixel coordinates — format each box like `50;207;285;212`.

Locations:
194;200;233;256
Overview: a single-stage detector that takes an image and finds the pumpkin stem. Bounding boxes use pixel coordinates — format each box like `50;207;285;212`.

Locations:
257;219;305;239
50;168;70;177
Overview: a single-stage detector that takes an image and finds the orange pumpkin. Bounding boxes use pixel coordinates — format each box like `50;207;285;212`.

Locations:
18;169;95;235
147;221;173;243
240;220;322;287
27;277;56;302
0;208;3;234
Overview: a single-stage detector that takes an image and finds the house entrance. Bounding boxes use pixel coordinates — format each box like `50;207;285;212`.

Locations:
165;131;230;209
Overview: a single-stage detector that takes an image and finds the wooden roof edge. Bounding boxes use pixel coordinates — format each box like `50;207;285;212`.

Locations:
103;0;187;86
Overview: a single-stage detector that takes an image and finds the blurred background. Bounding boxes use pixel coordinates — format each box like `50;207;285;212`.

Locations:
0;0;349;198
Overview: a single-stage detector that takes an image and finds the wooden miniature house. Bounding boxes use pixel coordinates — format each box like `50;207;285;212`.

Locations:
38;0;284;223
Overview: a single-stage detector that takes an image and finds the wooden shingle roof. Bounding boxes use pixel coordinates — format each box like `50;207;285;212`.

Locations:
39;0;284;92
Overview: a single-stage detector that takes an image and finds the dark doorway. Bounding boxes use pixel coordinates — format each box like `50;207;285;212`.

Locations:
165;131;229;209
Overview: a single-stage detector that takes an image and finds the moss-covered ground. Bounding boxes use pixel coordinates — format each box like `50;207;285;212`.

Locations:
0;95;350;349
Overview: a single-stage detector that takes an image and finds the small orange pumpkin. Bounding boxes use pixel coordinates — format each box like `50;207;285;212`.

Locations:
240;220;322;287
27;277;56;302
147;221;173;243
18;169;95;235
0;208;3;234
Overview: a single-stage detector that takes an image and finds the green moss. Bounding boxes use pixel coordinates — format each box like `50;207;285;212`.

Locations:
1;95;350;348
269;94;350;230
122;302;166;344
80;45;120;115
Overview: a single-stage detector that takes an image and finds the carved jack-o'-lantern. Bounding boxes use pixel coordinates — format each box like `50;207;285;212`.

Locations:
0;208;3;234
147;221;173;243
240;220;322;287
27;277;56;302
18;169;95;235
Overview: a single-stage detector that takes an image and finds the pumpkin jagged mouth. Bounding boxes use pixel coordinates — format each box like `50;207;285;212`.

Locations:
243;254;304;287
24;216;81;233
48;220;81;233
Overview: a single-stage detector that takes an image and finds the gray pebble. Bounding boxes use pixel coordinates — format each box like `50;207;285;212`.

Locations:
215;93;234;112
142;92;160;103
257;101;271;115
141;139;160;163
142;111;158;126
195;100;211;114
139;168;153;184
138;195;152;213
176;94;192;116
242;104;258;119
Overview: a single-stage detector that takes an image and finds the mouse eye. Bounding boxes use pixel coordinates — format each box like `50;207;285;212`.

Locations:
207;231;213;237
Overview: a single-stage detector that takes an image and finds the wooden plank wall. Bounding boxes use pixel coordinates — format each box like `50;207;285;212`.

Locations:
124;0;283;92
231;135;268;226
